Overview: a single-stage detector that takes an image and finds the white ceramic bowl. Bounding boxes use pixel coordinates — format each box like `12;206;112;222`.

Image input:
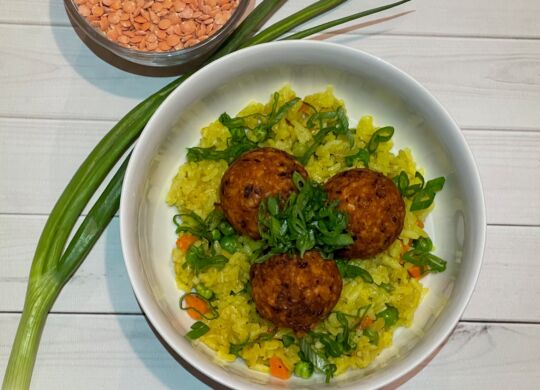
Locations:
120;41;485;389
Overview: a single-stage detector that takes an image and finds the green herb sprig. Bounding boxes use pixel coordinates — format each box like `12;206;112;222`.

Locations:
345;126;394;167
229;329;278;357
336;260;374;283
184;245;229;274
173;208;263;267
173;210;223;241
393;170;425;197
299;337;337;383
402;236;447;273
186;93;300;163
186;321;210;340
410;177;445;211
257;172;353;261
393;171;445;211
300;106;354;164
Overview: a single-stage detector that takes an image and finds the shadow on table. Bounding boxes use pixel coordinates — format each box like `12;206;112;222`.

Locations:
103;226;229;390
50;0;257;82
49;1;174;99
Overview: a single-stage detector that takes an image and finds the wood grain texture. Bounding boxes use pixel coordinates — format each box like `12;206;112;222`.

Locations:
2;0;540;39
0;118;119;216
1;214;539;322
0;215;140;314
463;130;540;225
1;24;539;130
0;314;539;389
2;118;539;225
463;226;540;323
402;322;540;389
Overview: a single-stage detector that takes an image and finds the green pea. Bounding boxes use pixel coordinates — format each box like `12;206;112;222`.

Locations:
195;284;214;300
413;236;433;252
218;221;235;236
211;229;222;241
363;328;379;346
294;361;314;379
220;235;237;253
376;305;399;328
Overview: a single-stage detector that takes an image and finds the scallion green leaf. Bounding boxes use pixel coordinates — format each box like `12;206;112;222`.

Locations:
185;245;229;274
410;176;445;211
257;173;352;261
186;321;210;340
345;126;394;167
336;260;374;283
282;335;295;347
367;126;394;153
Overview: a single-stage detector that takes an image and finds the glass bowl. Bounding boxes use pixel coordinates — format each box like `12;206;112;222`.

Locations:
64;0;250;74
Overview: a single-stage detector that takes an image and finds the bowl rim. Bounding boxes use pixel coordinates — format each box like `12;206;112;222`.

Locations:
120;40;486;389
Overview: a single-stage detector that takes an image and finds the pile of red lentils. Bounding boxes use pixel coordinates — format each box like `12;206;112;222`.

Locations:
75;0;240;52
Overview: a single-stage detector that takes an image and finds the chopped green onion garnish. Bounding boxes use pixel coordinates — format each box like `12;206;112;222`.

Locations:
336;260;374;283
195;284;214;300
367;126;394;153
345;126;394;167
257;172;352;261
186;321;210;340
282;335;295;347
410;176;445;211
363;328;379;345
185;245;228;274
403;236;447;273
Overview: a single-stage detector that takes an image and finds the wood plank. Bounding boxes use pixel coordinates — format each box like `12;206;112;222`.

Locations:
401;322;540;389
463;226;540;323
0;118;117;216
2;118;539;225
0;313;213;390
1;214;539;323
0;215;141;314
0;314;539;389
0;24;172;121
1;24;540;130
463;130;540;226
2;0;540;39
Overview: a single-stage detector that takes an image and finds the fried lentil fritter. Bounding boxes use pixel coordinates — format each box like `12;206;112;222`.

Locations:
325;168;405;259
250;251;342;332
220;147;308;239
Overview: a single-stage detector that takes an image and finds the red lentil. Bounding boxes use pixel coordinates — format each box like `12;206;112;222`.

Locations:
76;0;239;52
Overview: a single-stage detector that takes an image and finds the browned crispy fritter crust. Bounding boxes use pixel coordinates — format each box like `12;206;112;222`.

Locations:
220;147;308;239
250;251;342;332
325;168;405;259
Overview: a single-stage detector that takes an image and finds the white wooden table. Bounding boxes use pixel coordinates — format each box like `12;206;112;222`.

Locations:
1;1;540;388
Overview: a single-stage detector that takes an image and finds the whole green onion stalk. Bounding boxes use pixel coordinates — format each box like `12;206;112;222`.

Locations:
2;0;411;388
